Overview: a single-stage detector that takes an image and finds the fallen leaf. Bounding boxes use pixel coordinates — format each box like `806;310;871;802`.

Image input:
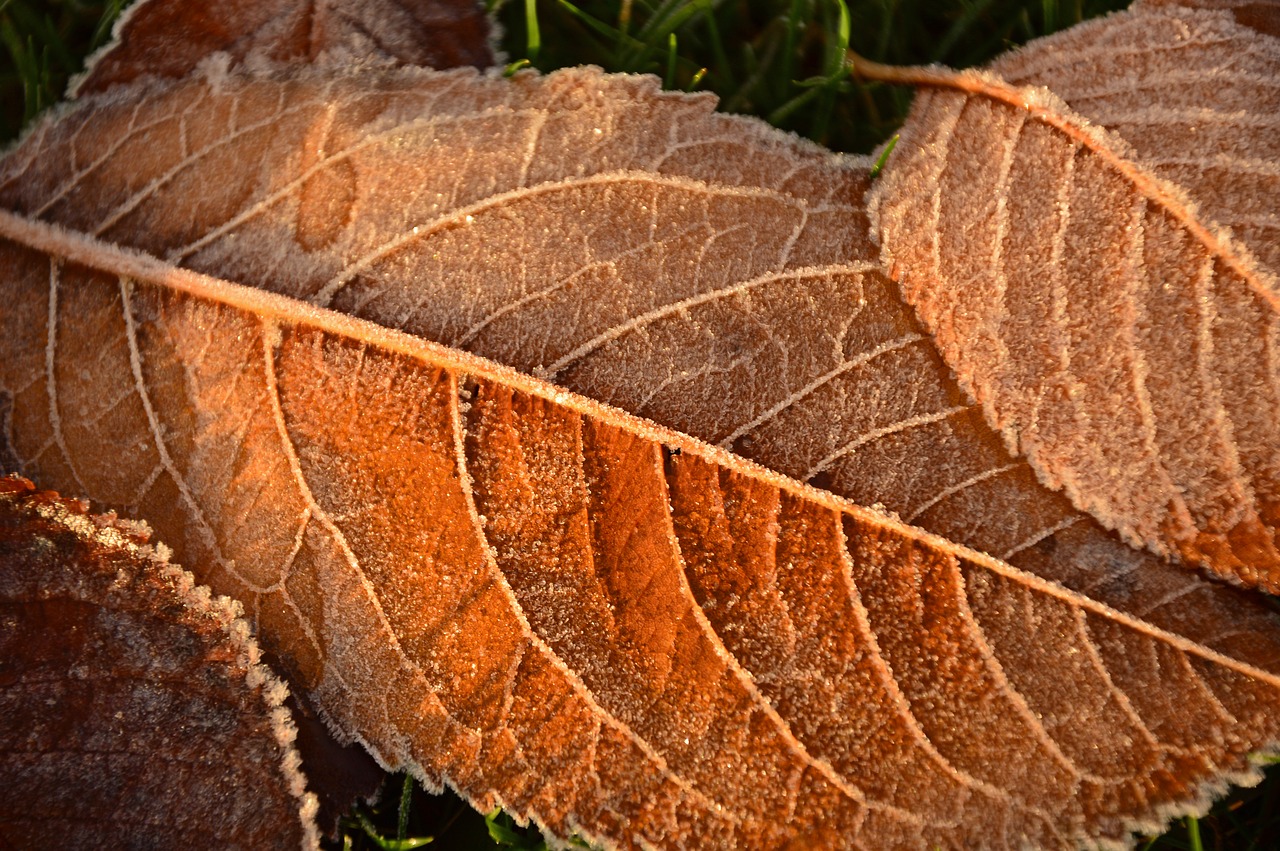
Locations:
991;0;1280;277
0;1;1278;848
0;475;319;849
72;0;494;97
3;22;1272;678
867;0;1280;590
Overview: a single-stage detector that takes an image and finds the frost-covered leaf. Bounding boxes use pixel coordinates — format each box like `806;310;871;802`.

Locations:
0;475;319;849
1;47;1280;848
3;47;1272;673
73;0;493;97
868;1;1280;591
991;0;1280;278
2;208;1280;848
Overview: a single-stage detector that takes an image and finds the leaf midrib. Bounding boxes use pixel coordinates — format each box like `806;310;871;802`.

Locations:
4;204;1276;694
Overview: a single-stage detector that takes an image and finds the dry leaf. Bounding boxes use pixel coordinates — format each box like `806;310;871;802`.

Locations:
72;0;494;97
991;0;1280;278
3;27;1270;675
3;205;1280;848
0;475;319;849
867;0;1280;591
1;1;1279;848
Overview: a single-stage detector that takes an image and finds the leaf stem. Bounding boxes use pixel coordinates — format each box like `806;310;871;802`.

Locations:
844;49;957;87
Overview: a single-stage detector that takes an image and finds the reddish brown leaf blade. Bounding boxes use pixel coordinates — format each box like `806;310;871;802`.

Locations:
2;212;1280;848
868;42;1280;590
3;60;1278;683
73;0;493;97
0;476;319;850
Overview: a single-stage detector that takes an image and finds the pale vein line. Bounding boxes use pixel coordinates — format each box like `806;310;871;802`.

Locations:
1072;610;1165;756
1000;515;1083;562
92;87;302;238
638;452;892;838
1079;107;1280;130
904;462;1023;524
21;438;57;468
44;259;89;496
633;352;753;413
445;374;731;827
775;206;808;273
719;332;924;449
257;322;394;713
79;386;141;428
126;462;166;511
450;215;710;349
275;506;313;588
311;101;340;166
830;510;1036;823
119;277;260;592
999;33;1239;83
1268;313;1280;438
514;109;548;189
803;406;969;483
927;94;968;281
34;100;155;217
1198;254;1266;517
948;561;1105;787
1123;195;1194;528
980;105;1024;438
1060;69;1280;104
1027;142;1081;461
1177;651;1239;727
169;106;553;263
1226;214;1280;231
451;260;614;347
0;121;50;197
541;264;872;380
1130;580;1205;621
1142;154;1280;179
315;173;828;308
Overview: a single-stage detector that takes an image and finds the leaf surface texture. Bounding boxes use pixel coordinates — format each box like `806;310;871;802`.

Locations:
73;0;493;97
2;56;1273;669
868;1;1280;590
0;476;319;849
0;3;1279;848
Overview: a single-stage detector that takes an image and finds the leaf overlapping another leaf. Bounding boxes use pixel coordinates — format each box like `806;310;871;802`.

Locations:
3;57;1273;675
1;209;1279;847
1;0;1280;848
868;0;1280;591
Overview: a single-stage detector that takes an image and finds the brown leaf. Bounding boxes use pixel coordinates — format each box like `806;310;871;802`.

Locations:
73;0;493;97
990;0;1280;283
4;52;1272;671
0;63;1274;839
867;4;1280;591
2;5;1280;846
0;475;319;849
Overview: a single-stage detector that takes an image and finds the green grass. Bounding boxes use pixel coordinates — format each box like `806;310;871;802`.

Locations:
495;0;1137;153
2;1;1278;849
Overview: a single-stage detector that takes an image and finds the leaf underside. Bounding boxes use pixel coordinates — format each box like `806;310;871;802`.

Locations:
2;61;1276;675
2;221;1279;847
